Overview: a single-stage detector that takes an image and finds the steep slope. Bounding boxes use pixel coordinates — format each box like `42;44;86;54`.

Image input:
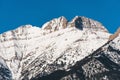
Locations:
0;57;12;80
35;28;120;80
0;25;43;79
109;27;120;41
19;16;110;80
68;16;108;32
0;16;110;80
42;16;68;32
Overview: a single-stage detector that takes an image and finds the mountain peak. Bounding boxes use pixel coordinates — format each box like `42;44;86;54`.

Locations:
42;16;108;33
68;16;108;32
42;16;68;32
0;16;115;80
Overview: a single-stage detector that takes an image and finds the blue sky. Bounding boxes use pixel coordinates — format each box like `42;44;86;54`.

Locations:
0;0;120;34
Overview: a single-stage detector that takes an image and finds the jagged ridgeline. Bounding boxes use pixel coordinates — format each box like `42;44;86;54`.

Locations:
0;16;119;80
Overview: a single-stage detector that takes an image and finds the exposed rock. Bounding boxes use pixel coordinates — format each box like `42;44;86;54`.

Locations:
109;27;120;41
0;57;12;80
68;16;108;32
42;16;68;32
42;16;108;33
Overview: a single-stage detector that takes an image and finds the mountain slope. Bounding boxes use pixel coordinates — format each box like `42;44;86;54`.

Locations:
33;28;120;80
0;16;111;80
0;57;12;80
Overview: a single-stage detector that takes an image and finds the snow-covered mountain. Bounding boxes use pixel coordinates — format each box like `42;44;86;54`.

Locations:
0;16;117;80
36;28;120;80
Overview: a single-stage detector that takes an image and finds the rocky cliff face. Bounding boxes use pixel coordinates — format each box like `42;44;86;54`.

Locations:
42;16;108;32
0;16;113;80
109;27;120;41
0;57;12;80
68;16;108;32
42;16;68;32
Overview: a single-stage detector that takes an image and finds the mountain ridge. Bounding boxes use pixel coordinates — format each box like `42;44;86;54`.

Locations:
0;16;119;80
31;28;120;80
0;16;108;35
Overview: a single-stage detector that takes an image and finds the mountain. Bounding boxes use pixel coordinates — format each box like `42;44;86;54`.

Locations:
36;28;120;80
0;16;115;80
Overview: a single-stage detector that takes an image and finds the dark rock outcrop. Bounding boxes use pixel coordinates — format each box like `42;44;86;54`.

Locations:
68;16;108;32
0;58;12;80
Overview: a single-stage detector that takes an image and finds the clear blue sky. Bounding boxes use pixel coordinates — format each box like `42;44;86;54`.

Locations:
0;0;120;34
